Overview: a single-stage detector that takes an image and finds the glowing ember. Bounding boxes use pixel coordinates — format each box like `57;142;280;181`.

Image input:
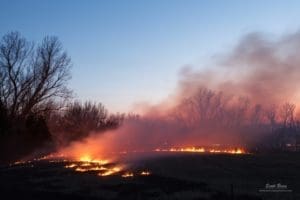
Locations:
65;164;76;168
12;161;29;165
75;167;88;172
122;172;134;178
140;171;151;176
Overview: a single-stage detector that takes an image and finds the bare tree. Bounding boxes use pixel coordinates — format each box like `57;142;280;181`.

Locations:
250;104;263;127
0;32;71;117
279;102;295;128
265;104;277;132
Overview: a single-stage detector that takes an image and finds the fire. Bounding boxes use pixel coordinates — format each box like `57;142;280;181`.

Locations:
79;155;92;162
58;153;122;176
65;162;110;172
121;171;150;178
62;155;153;178
140;171;151;176
98;166;122;176
65;163;76;168
74;166;108;172
122;172;134;178
170;147;205;153
12;160;30;165
9;145;245;180
155;147;245;154
79;155;109;165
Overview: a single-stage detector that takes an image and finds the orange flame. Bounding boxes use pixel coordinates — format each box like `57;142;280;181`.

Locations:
98;166;122;176
155;147;245;154
140;171;151;176
122;172;134;178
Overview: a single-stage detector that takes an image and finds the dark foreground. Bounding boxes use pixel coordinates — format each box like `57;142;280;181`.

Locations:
0;153;299;200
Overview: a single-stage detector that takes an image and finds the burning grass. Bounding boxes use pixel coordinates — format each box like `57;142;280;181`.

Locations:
154;146;246;154
62;156;152;178
140;171;151;176
8;145;245;181
12;153;154;179
10;146;246;172
122;172;134;178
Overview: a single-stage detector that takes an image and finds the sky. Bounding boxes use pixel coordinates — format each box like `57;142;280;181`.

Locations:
1;0;300;112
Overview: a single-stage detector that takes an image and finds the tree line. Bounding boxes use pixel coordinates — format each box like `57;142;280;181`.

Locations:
169;87;300;151
0;32;123;162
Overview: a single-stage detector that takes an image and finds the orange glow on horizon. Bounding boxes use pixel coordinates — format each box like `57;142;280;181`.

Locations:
154;147;245;154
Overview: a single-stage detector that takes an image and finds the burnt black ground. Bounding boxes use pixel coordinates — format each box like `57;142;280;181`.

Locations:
0;153;299;200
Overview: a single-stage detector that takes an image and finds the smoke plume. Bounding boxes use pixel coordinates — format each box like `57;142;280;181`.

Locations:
57;31;300;159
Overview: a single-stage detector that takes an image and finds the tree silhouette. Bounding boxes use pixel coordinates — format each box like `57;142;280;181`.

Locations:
0;31;71;118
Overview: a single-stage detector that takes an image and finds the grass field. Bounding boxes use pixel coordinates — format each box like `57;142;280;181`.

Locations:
1;152;299;200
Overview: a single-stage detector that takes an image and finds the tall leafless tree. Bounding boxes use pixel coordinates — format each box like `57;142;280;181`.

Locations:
279;102;295;128
0;32;71;118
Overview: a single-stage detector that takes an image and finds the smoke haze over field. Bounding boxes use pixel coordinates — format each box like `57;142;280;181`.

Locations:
57;31;300;159
177;32;300;106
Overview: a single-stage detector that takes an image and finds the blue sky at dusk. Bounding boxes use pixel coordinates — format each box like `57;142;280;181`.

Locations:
1;0;300;112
